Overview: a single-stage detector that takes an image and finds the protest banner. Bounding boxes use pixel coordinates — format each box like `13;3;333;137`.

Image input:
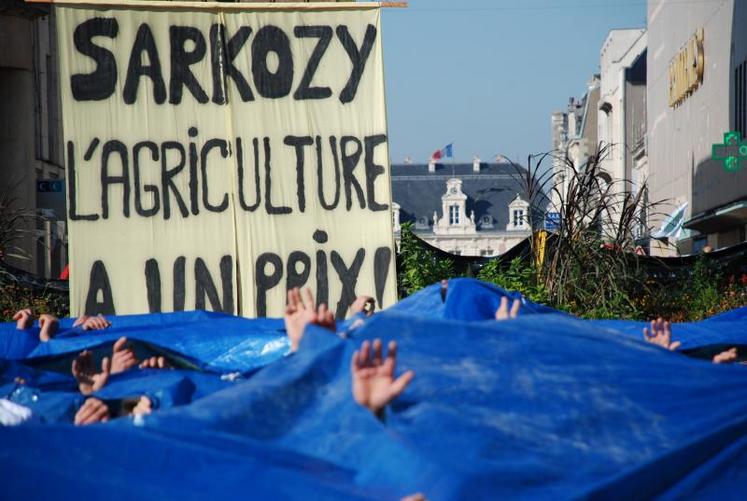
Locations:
55;1;397;318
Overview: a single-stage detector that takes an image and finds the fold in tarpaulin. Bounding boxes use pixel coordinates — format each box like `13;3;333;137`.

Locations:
2;278;747;499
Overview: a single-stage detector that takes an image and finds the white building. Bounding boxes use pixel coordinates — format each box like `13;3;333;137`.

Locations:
550;75;600;209
597;29;648;229
391;159;540;257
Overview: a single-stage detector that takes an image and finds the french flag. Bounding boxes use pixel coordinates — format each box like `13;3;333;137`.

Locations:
430;143;453;161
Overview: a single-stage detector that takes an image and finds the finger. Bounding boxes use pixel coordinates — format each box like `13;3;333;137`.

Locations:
496;297;508;317
387;340;398;362
643;327;650;340
360;341;370;366
113;337;128;352
75;401;96;424
12;311;21;320
510;299;521;319
351;350;360;372
390;370;415;399
302;288;315;310
669;341;681;351
372;339;383;366
384;341;398;374
120;353;138;367
86;404;108;425
101;356;111;376
158;357;166;368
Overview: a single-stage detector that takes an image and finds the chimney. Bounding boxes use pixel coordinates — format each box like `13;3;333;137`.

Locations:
428;159;436;173
473;156;481;173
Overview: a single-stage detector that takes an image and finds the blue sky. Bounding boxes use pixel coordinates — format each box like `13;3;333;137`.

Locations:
381;0;646;165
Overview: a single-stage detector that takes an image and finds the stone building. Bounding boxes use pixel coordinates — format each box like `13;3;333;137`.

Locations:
391;158;544;257
0;0;66;277
648;0;747;255
550;74;600;209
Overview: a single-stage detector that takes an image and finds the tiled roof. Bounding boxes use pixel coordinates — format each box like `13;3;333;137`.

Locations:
391;162;547;232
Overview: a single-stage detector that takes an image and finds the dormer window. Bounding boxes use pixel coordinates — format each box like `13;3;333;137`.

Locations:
449;205;460;225
507;193;530;231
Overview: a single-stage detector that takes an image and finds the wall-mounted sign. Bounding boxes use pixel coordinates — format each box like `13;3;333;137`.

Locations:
668;28;704;108
544;212;560;231
37;180;64;193
712;131;747;172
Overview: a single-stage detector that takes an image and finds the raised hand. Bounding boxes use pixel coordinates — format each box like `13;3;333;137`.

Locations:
72;350;111;395
713;347;738;364
74;397;110;426
74;314;111;331
111;337;138;374
643;318;680;351
139;356;172;370
13;309;33;330
495;296;521;321
38;314;59;342
284;288;336;352
351;339;414;417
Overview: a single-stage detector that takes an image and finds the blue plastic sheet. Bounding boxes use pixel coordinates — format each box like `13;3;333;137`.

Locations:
3;278;747;499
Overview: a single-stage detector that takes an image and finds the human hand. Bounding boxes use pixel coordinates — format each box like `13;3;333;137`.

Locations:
349;296;376;317
284;288;336;352
139;356;172;370
111;337;138;373
643;318;680;351
495;297;521;321
131;396;152;416
38;314;59;342
72;350;111;395
713;347;738;364
13;309;33;330
74;314;111;331
74;398;110;425
351;339;414;417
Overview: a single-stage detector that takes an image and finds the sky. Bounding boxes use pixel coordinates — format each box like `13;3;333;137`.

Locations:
381;0;647;165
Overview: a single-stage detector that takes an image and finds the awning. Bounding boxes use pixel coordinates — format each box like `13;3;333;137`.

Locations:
684;200;747;232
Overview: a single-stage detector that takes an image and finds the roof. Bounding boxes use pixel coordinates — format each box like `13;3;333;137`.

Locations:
391;162;547;232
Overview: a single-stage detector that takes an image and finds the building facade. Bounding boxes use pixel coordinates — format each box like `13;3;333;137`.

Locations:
0;0;66;277
550;75;600;209
648;0;747;255
391;159;542;257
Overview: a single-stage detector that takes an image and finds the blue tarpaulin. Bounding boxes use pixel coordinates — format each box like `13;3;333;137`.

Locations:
2;278;747;499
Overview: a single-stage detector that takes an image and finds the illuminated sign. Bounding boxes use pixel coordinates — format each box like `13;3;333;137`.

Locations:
712;131;747;172
668;28;704;108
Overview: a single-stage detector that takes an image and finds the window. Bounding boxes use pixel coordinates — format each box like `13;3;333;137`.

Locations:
513;209;525;227
449;205;460;225
737;59;747;139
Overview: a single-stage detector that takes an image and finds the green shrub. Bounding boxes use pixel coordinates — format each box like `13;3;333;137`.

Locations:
398;223;454;296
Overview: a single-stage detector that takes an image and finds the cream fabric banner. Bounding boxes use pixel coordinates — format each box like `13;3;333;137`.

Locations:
56;3;396;318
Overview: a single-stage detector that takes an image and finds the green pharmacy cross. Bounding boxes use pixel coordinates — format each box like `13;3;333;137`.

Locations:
712;131;747;172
